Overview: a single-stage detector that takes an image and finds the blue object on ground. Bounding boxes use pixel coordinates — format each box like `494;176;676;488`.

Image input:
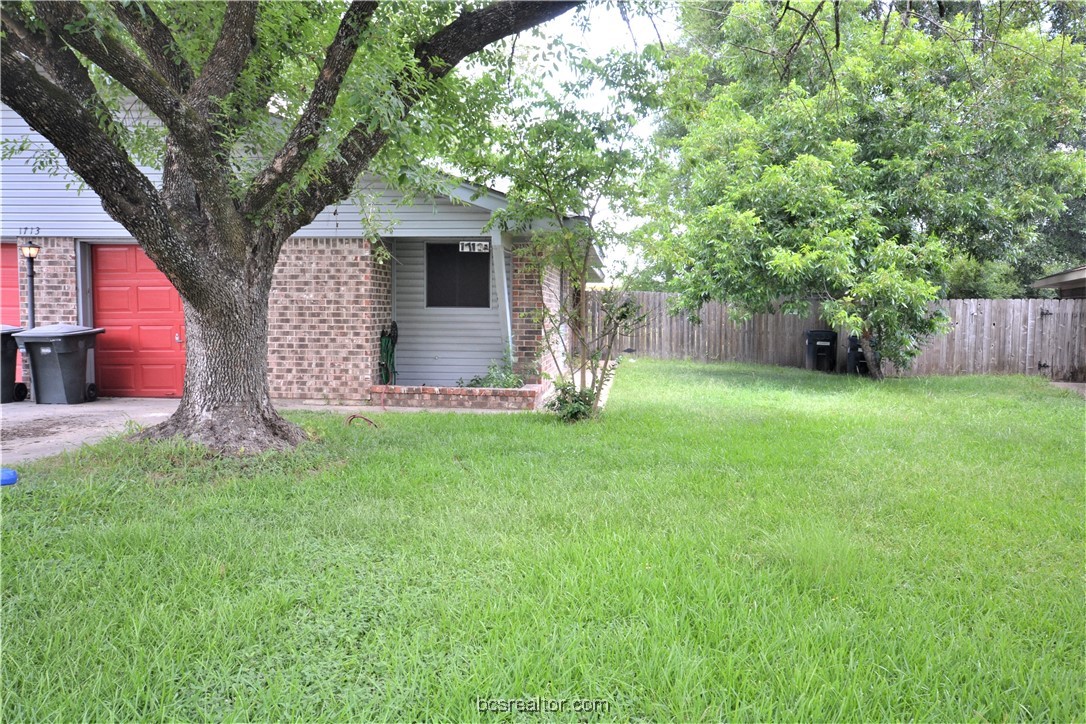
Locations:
1;468;18;486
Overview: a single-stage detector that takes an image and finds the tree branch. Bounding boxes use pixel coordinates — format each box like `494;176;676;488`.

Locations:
242;0;379;215
187;0;259;110
285;0;581;231
415;1;579;80
833;0;841;49
780;0;826;81
109;0;194;94
31;0;245;236
775;1;791;30
790;2;840;97
0;44;205;288
1;6;104;111
33;1;185;127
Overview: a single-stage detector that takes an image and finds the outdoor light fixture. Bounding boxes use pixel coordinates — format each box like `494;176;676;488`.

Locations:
19;240;40;260
19;240;40;328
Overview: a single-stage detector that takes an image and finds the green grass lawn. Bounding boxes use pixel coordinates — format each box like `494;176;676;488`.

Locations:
2;360;1083;720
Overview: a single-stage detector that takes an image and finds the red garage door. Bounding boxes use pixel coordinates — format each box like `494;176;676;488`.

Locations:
0;243;20;327
93;244;186;397
1;243;23;382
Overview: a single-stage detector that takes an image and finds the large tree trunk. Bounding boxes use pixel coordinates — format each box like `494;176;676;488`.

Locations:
136;250;306;454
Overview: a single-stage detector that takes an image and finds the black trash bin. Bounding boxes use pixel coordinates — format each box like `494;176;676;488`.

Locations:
804;330;838;372
1;325;25;403
14;324;105;404
846;335;869;375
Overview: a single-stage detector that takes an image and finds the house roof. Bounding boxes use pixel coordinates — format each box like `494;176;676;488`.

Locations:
1030;264;1086;291
446;180;508;213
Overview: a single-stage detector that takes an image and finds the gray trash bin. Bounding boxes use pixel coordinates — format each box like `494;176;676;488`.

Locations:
1;324;24;404
14;324;105;404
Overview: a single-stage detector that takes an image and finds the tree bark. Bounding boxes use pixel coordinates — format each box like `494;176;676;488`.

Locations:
861;331;884;381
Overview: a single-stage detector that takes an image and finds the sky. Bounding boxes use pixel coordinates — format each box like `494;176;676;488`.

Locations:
542;3;679;61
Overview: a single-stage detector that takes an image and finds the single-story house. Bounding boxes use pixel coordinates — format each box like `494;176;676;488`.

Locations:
0;105;570;410
1031;265;1086;299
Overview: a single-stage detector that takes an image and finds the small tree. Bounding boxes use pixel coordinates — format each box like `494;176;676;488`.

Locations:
459;52;655;414
646;134;949;378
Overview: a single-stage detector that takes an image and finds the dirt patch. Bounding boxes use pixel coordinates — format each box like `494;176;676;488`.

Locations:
1;418;79;441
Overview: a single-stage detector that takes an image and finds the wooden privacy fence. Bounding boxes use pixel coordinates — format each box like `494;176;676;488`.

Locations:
588;292;1086;381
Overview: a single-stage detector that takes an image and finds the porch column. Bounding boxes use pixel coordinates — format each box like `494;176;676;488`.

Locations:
491;227;514;355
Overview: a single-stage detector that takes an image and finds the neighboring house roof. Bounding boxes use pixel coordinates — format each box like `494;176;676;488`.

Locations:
1031;265;1086;298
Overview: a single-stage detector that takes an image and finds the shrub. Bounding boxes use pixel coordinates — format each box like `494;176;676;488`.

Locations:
458;355;523;389
547;382;595;423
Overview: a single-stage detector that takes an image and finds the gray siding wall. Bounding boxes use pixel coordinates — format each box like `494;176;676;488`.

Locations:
391;239;512;386
1;105;494;239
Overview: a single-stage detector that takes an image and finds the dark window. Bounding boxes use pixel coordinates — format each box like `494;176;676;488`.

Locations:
426;243;490;308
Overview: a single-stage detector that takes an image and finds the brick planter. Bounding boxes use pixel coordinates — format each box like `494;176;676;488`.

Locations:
369;384;545;411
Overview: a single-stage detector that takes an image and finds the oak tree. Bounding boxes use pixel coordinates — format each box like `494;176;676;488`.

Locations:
1;0;579;451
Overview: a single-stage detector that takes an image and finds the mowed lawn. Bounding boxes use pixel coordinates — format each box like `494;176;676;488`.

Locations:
2;360;1082;720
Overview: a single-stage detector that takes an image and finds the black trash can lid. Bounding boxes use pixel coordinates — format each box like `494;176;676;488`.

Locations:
0;324;24;334
12;323;105;339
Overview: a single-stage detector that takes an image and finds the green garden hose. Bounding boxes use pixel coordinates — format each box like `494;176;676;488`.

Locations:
379;322;398;385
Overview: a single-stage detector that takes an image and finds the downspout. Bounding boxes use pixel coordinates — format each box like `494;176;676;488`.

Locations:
491;227;514;357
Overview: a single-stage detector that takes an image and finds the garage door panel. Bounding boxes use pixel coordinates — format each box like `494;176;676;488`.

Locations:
97;364;136;394
1;244;23;382
139;364;182;394
137;325;176;350
134;252;163;273
93;246;132;273
1;243;20;325
93;244;185;397
95;286;136;313
136;286;178;313
96;326;137;352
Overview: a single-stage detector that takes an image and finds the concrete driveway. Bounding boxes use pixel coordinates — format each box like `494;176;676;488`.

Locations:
1;397;180;464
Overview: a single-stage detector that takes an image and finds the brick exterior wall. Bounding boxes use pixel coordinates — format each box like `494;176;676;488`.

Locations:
268;237;391;404
8;236;551;408
511;242;567;385
16;236;78;328
370;384;543;410
15;237;78;380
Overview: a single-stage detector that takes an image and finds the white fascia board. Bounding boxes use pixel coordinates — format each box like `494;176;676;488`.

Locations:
447;183;508;212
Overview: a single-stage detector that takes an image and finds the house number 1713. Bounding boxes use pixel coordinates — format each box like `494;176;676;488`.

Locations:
19;227;41;236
